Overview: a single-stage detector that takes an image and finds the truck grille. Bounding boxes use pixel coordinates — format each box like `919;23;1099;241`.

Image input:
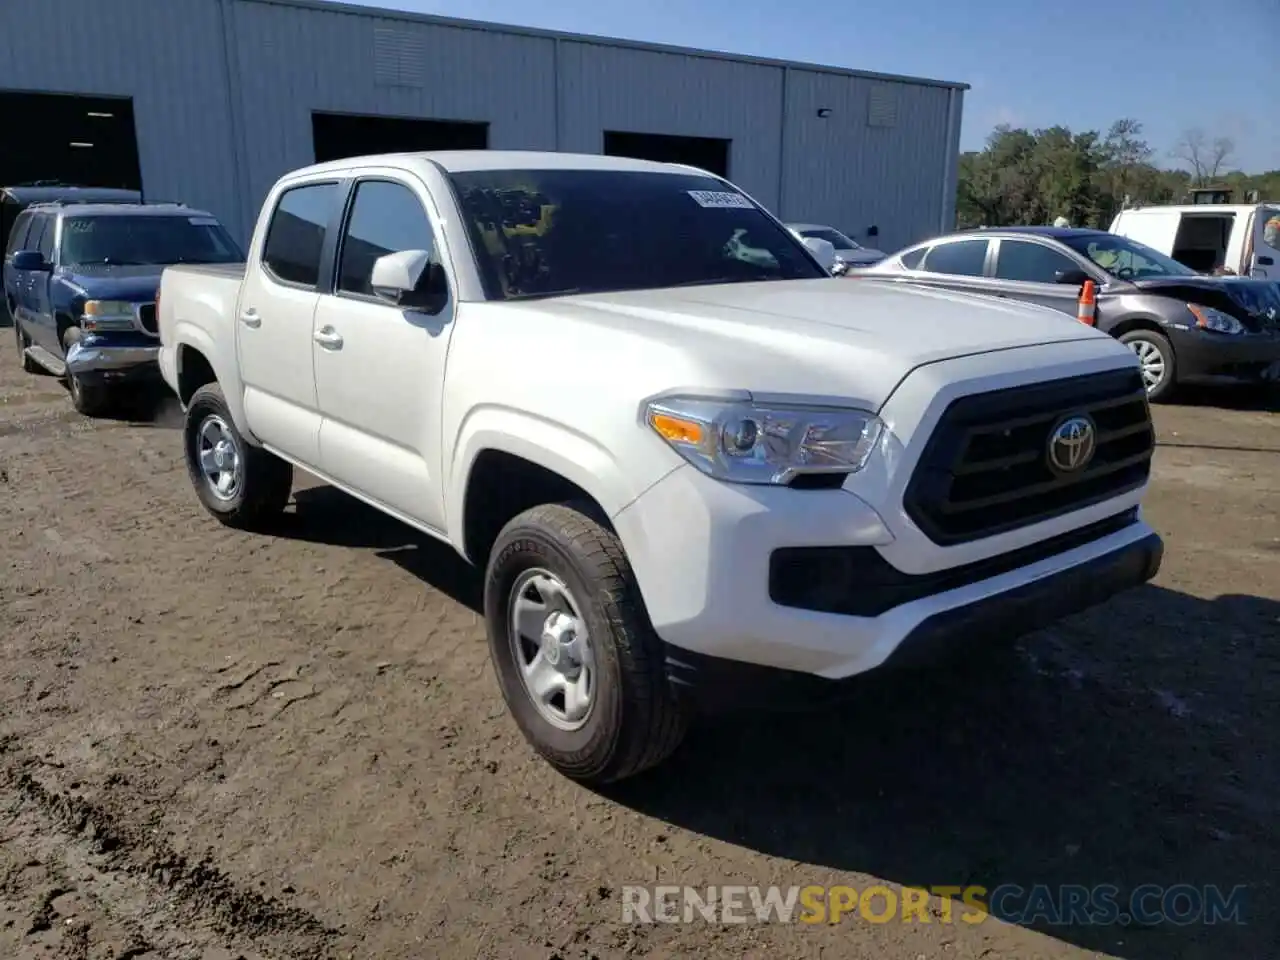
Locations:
903;368;1154;545
135;303;158;336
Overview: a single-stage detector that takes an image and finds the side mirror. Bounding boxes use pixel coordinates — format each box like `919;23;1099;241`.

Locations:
12;250;50;271
370;249;448;313
802;236;837;274
1054;268;1090;286
831;257;849;276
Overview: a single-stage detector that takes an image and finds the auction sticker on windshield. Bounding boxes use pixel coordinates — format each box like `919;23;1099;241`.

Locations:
688;190;754;209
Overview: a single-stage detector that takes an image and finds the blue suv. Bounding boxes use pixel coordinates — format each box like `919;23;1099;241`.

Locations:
4;201;243;415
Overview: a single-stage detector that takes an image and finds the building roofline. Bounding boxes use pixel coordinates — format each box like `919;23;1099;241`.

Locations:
238;0;971;91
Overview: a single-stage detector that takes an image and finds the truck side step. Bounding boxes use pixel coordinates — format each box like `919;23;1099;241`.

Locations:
25;345;66;377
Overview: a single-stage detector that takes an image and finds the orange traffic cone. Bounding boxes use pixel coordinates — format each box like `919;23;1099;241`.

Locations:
1076;279;1097;326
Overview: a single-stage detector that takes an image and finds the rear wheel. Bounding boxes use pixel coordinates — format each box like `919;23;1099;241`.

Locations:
484;502;689;784
183;383;293;530
1119;329;1176;402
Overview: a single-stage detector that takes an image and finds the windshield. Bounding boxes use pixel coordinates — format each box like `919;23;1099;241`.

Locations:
800;227;860;250
448;169;827;300
1059;233;1197;280
60;214;243;266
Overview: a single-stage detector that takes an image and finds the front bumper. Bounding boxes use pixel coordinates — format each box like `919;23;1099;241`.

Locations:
65;334;161;383
613;463;1162;691
1169;326;1280;384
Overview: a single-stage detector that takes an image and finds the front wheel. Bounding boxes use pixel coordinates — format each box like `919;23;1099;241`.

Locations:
484;502;690;784
183;383;293;530
1119;329;1176;402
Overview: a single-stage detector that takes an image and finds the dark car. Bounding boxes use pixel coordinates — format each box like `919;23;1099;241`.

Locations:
4;201;242;415
859;226;1280;401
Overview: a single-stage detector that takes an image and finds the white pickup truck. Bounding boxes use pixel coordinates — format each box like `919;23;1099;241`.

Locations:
158;150;1164;783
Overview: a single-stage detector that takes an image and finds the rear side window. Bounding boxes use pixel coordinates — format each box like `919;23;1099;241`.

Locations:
899;246;926;270
261;182;340;287
921;238;989;277
993;240;1080;283
5;211;32;255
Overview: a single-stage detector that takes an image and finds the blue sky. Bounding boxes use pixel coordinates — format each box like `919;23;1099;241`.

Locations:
341;0;1280;173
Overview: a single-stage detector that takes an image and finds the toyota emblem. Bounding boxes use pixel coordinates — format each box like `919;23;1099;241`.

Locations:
1047;414;1097;474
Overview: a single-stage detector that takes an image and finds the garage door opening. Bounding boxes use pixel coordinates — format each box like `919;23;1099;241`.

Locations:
0;91;142;190
312;112;489;163
603;131;731;178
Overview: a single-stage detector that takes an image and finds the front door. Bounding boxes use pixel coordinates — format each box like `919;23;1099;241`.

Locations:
989;237;1099;319
1250;206;1280;280
235;180;343;466
312;176;455;533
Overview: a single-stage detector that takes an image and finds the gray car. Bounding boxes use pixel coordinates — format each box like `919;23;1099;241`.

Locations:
786;223;887;269
858;226;1280;401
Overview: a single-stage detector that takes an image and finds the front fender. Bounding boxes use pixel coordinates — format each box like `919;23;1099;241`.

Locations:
444;405;679;549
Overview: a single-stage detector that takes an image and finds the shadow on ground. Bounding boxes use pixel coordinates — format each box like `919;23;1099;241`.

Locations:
277;483;1276;960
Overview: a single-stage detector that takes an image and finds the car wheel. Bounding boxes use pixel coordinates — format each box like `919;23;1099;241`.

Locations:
14;321;39;374
60;326;115;416
484;501;690;784
1119;329;1176;402
183;383;293;530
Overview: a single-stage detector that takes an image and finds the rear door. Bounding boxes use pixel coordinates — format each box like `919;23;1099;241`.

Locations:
1110;210;1182;256
989;237;1098;318
901;236;996;296
3;210;33;324
236;179;344;466
1249;206;1280;279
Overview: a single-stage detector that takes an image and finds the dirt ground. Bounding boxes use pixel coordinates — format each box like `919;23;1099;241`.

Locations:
0;327;1276;960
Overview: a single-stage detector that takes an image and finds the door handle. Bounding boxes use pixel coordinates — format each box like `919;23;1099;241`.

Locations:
1258;256;1274;266
313;326;344;349
239;309;261;328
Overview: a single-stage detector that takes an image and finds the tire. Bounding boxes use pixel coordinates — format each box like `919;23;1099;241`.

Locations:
1119;329;1176;402
60;326;114;416
182;383;293;530
484;501;690;784
14;321;39;374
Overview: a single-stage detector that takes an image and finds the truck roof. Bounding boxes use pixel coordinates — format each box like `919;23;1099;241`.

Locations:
1117;204;1268;216
1;185;142;205
290;149;721;180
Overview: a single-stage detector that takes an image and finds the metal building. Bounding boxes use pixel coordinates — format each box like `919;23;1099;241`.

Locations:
0;0;967;252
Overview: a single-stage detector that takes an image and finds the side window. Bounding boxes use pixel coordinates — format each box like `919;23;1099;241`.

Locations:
261;182;340;288
899;246;927;270
921;239;989;277
5;212;32;256
337;180;435;297
25;216;48;256
993;240;1080;283
38;218;56;259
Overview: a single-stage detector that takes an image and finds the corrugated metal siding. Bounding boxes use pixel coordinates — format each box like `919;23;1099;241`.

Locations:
225;1;557;236
0;0;963;249
782;70;955;253
556;42;784;209
0;0;243;233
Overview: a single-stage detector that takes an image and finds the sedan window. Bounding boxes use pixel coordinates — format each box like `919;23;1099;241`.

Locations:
994;240;1082;283
920;239;989;277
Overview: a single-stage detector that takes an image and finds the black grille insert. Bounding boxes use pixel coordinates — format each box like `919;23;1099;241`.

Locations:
903;368;1153;545
137;303;158;335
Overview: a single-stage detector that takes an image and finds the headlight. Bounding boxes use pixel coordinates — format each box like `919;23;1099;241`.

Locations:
644;395;885;485
82;300;137;331
1188;304;1245;335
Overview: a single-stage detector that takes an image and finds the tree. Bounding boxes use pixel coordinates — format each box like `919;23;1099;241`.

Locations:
1172;128;1236;184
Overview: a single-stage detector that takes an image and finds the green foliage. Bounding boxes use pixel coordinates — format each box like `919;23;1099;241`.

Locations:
955;118;1280;230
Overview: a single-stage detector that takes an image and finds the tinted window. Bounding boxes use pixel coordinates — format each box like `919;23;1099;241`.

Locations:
5;212;32;255
338;180;435;296
448;168;826;299
994;240;1080;283
800;227;859;250
25;216;48;257
921;239;989;277
60;214;242;266
899;247;926;270
38;219;56;259
262;182;339;287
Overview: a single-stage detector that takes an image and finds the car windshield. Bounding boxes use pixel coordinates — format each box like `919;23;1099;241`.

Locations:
447;168;827;300
60;214;243;266
800;227;860;250
1059;233;1197;280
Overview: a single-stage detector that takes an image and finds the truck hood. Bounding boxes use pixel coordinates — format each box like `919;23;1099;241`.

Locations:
57;263;164;302
529;278;1110;410
1130;276;1280;332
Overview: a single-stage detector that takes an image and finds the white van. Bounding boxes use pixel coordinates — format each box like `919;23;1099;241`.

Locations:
1109;203;1280;280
